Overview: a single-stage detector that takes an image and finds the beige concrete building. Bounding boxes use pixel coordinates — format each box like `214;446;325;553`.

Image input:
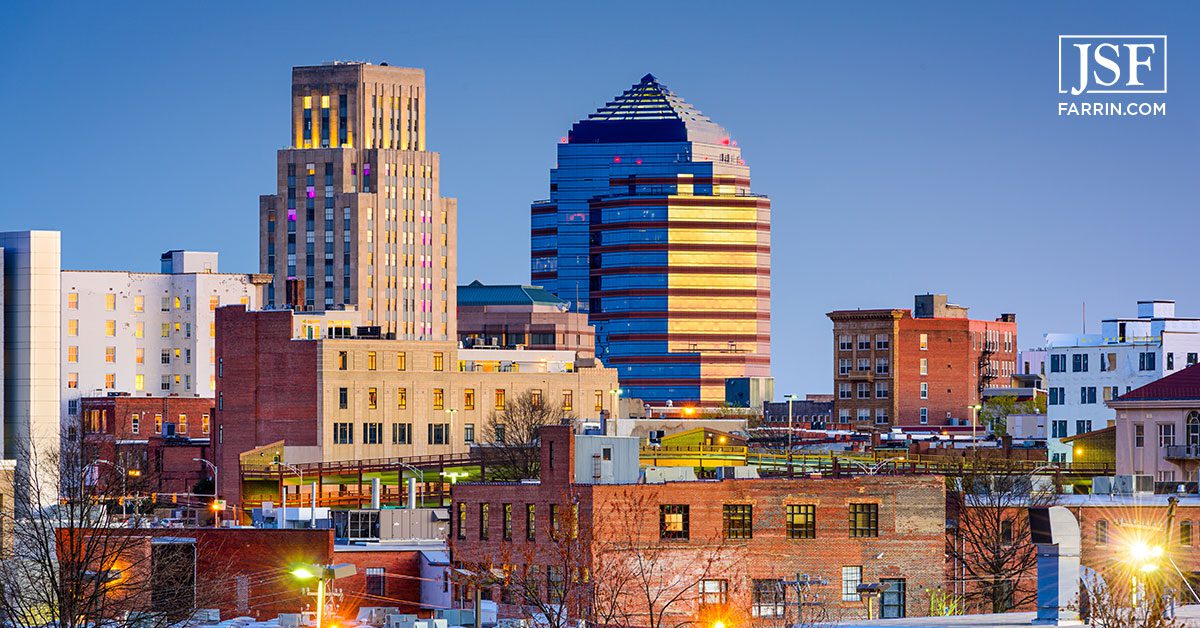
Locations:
259;62;455;341
214;307;618;505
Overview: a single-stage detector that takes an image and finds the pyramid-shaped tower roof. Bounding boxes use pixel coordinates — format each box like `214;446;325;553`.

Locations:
568;74;731;145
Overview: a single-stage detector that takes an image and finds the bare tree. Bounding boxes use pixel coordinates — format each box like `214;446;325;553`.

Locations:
481;391;574;481
1080;573;1183;628
0;423;227;627
592;489;738;628
946;453;1058;613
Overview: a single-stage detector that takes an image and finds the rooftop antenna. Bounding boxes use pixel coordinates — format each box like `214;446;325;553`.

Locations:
1082;301;1087;335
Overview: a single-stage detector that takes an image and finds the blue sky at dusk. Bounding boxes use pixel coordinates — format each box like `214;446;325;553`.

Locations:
2;1;1196;395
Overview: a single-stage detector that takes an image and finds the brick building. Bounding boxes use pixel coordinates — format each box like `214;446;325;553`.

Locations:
451;425;946;623
79;395;215;496
214;306;617;511
828;294;1017;429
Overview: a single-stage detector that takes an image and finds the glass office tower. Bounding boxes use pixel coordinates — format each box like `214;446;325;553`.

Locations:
531;75;771;405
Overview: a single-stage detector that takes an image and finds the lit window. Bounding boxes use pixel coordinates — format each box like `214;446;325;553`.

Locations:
67;292;78;309
133;295;144;312
919;334;928;350
105;293;116;311
67;346;78;363
68;319;78;337
105;320;116;337
660;505;689;540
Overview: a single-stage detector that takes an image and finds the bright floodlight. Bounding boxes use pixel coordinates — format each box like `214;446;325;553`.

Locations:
291;566;316;580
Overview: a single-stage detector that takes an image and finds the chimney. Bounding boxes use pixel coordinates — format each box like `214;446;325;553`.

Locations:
539;424;576;485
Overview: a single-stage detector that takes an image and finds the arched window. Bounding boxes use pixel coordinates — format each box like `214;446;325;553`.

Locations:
1187;411;1200;447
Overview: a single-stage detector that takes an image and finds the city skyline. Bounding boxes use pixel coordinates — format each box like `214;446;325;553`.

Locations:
2;1;1196;396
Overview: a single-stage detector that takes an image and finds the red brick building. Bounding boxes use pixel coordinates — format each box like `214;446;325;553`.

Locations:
58;527;448;621
828;294;1017;429
80;395;215;496
451;425;946;624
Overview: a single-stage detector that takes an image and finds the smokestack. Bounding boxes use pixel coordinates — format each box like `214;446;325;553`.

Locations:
371;478;381;509
407;477;417;510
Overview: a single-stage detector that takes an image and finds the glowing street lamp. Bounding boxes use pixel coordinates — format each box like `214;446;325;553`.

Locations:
292;563;356;628
1127;539;1165;607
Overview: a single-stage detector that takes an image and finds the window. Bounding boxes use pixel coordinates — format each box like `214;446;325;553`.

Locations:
839;335;852;351
464;389;475;410
1168;352;1176;370
68;319;78;337
526;504;536;540
154;414;163;434
876;358;889;375
875;382;889;399
134;321;144;338
480;503;490;540
1075;419;1093;436
876;408;889;424
338;351;348;370
919;334;928;350
919;407;928;424
104;373;115;389
397;387;407;409
1134;424;1145;448
1139;352;1157;371
367;387;378;410
752;579;785;618
433;352;444;371
1052;420;1068;439
503;503;513;540
161;323;170;338
1000;519;1014;546
531;389;543;406
849;503;879;537
178;414;188;433
857;358;870;372
363;422;383;444
1160;424;1176;447
1049;387;1065;406
392;423;412;444
365;567;385;597
1096;519;1108;545
920;382;928;399
857;383;870;399
1103;386;1120;401
1190;353;1199;367
67;292;78;309
660;505;689;540
857;335;871;350
595;390;604;412
367;351;377;370
428;423;449;445
105;293;116;311
105;320;116;337
338;387;348;409
919;358;928;375
842;566;864;601
876;334;889;350
67;372;78;388
786;504;816;539
1050;354;1066;373
135;374;144;391
1181;521;1193;546
136;348;144;365
495;389;506;410
131;414;140;434
699;579;728;606
723;504;753;539
433;388;444;410
456;503;467;540
1072;353;1089;372
67;345;78;363
838;383;851;399
561;390;573;411
1080;387;1097;404
333;422;353;444
838;358;851;375
396;351;407;370
464;423;475;443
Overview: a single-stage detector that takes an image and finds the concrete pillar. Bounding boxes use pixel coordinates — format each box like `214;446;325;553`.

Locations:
407;477;417;509
370;478;381;509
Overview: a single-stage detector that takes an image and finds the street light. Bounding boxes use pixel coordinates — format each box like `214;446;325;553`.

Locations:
92;459;134;518
194;458;219;528
784;394;799;478
1127;538;1165;609
968;404;983;450
292;563;357;628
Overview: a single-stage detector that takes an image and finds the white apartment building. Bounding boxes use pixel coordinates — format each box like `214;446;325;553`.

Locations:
60;250;269;429
1045;300;1200;462
1;231;61;500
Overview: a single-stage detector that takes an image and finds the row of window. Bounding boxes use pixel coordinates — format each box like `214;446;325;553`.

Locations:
1096;518;1196;547
83;410;209;436
1048;385;1129;406
67;372;213;393
661;503;878;540
332;421;468;446
65;292;245;313
837;382;890;399
1049;351;1182;374
337;386;600;413
838;334;891;352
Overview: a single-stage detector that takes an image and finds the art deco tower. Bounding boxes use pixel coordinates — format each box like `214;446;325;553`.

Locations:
260;62;456;340
531;75;771;405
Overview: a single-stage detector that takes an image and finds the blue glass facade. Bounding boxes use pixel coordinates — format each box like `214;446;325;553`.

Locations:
530;75;771;405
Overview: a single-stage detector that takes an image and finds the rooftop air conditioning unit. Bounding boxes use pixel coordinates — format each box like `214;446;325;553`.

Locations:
1092;476;1114;495
1113;474;1154;494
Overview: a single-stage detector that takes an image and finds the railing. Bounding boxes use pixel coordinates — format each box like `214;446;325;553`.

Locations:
241;451;476;479
1164;445;1200;460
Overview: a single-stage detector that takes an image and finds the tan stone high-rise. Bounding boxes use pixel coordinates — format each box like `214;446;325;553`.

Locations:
260;62;456;341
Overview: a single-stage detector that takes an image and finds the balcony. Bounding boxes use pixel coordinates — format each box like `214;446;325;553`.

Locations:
1164;445;1200;461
